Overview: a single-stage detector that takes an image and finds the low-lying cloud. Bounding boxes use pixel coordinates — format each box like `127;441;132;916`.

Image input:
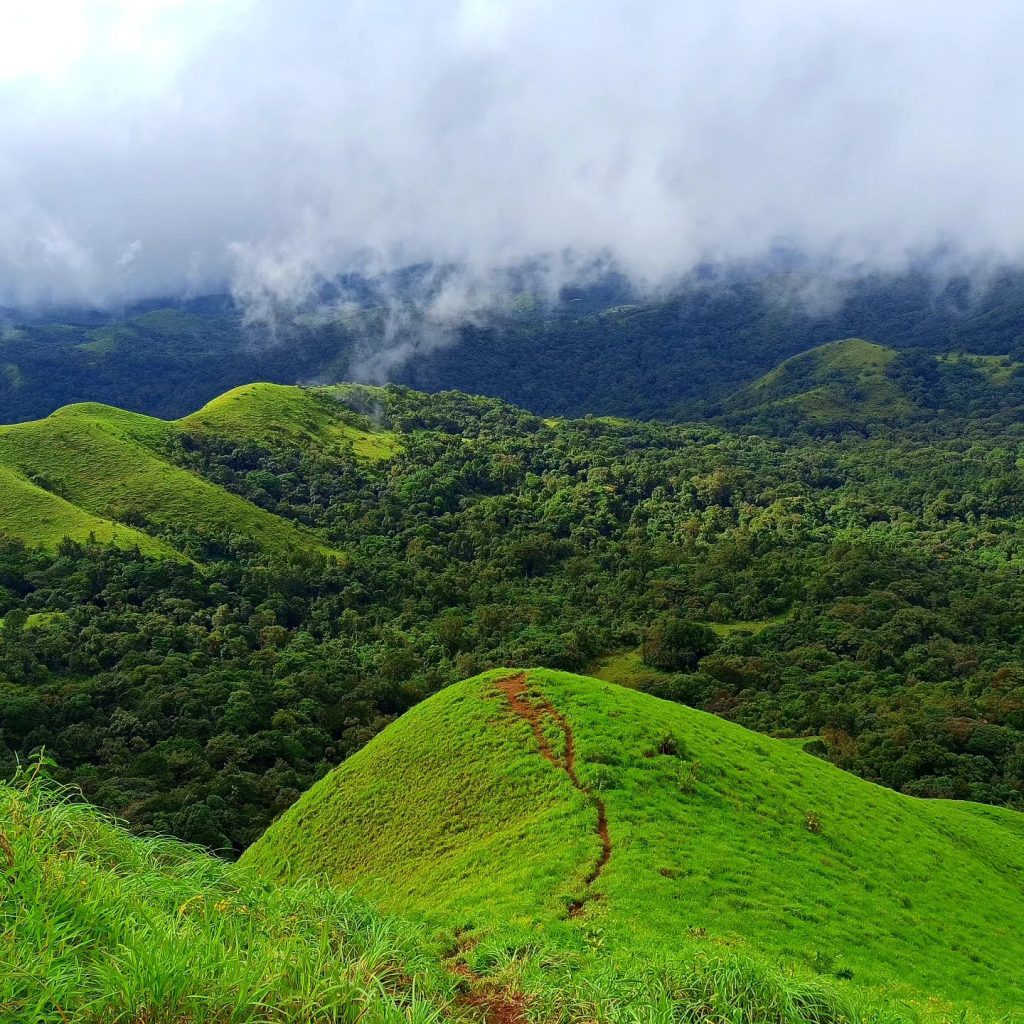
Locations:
2;0;1024;309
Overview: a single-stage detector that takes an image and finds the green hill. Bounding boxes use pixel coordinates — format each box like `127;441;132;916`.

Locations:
247;669;1024;1020
12;672;1024;1024
720;339;912;428
183;381;401;459
719;338;1024;432
0;384;398;560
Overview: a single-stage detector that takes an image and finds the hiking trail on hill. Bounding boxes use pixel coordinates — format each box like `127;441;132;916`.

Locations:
495;673;612;912
451;673;615;1022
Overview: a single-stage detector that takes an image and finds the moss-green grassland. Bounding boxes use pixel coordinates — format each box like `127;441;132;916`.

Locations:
0;384;398;560
248;669;1024;1021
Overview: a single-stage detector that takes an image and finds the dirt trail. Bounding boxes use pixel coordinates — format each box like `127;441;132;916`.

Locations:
451;673;613;1022
495;673;612;910
452;962;529;1024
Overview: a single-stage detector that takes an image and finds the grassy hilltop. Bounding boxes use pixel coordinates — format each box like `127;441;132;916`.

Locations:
247;669;1024;1019
10;669;1024;1023
721;339;909;426
717;337;1024;431
0;383;397;560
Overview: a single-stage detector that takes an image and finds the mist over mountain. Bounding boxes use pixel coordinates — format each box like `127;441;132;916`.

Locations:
4;0;1024;316
3;260;1024;427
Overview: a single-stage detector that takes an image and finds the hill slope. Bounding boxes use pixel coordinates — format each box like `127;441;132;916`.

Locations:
718;337;1024;432
183;381;401;459
0;770;454;1023
719;339;911;428
0;384;397;560
247;669;1024;1018
3;755;980;1024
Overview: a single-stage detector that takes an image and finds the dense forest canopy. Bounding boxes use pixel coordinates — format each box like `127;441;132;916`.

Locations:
2;382;1024;852
5;264;1024;424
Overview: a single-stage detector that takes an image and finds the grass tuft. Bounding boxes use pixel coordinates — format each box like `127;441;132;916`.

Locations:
0;761;453;1023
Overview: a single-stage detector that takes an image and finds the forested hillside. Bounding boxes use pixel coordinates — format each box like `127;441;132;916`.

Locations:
5;265;1024;423
2;380;1024;850
714;337;1024;434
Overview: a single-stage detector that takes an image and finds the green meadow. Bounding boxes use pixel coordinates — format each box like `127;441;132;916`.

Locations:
13;669;1024;1023
248;669;1024;1020
0;384;399;560
0;765;453;1023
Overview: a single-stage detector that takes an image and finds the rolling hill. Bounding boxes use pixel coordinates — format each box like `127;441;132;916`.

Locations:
246;668;1024;1020
0;383;397;560
11;668;1024;1023
718;337;1024;432
718;338;911;428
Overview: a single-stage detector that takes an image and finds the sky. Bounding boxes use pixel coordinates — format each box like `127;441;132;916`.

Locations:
2;0;1024;309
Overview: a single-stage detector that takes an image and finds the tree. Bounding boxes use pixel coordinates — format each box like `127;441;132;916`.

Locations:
641;616;720;672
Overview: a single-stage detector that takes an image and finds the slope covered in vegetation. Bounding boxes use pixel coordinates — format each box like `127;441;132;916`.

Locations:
5;753;999;1024
7;265;1024;425
4;382;1024;850
248;669;1024;1019
0;766;454;1024
0;384;396;560
717;338;1024;433
719;339;909;427
184;381;401;459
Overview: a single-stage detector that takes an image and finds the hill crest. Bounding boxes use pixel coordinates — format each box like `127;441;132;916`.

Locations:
719;337;1024;430
0;384;398;560
246;668;1024;1017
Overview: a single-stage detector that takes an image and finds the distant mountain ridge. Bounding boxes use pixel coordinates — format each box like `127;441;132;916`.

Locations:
5;265;1024;424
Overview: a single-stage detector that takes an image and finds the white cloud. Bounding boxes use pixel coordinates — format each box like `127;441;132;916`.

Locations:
2;0;1024;306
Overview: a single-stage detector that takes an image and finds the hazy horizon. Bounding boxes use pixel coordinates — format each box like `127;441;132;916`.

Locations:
4;1;1024;313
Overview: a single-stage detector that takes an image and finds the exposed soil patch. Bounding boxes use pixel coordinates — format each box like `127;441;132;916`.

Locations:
495;672;612;914
452;962;529;1024
449;673;615;1023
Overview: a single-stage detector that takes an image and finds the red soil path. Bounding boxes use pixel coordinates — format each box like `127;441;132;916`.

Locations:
494;673;612;909
452;962;530;1024
451;672;614;1022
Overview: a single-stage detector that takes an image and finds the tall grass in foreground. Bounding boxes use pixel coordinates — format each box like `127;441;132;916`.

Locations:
0;765;453;1023
465;931;994;1024
1;762;1014;1024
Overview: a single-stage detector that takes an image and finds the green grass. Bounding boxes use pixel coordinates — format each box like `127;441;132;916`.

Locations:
590;623;790;686
726;339;915;425
586;649;675;689
2;774;926;1024
0;462;175;557
10;670;1023;1023
248;669;1024;1020
247;671;594;931
0;765;454;1023
0;403;334;561
0;383;402;559
709;614;790;637
937;352;1020;385
185;382;401;460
